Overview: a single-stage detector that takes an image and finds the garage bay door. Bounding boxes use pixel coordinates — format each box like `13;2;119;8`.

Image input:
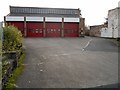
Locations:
64;22;79;37
46;22;61;37
27;22;43;37
7;21;24;35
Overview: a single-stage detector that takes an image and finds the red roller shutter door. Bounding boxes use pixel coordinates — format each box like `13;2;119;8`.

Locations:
46;22;61;37
7;21;24;35
64;22;79;37
27;22;43;37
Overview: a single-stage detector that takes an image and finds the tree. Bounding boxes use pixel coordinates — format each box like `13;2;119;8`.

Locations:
3;25;23;51
84;25;90;36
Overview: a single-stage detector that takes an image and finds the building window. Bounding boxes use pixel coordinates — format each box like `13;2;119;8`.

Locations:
54;29;56;32
36;29;39;33
58;29;60;32
40;29;42;33
51;29;53;32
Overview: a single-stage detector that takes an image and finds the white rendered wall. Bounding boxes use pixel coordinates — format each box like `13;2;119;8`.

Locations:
101;28;112;38
107;8;119;38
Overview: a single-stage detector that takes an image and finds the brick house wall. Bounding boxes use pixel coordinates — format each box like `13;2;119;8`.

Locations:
89;23;107;37
89;25;103;37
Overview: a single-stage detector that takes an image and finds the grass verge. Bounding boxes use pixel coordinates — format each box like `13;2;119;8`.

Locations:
3;50;25;90
112;39;120;47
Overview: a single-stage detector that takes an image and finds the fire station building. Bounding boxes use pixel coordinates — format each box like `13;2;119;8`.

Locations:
4;6;85;37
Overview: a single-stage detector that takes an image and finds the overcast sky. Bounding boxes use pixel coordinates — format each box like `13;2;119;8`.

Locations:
0;0;119;26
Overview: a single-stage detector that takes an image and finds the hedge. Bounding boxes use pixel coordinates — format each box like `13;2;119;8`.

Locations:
3;25;23;51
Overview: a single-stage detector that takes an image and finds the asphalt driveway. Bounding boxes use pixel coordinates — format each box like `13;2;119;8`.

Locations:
16;37;118;88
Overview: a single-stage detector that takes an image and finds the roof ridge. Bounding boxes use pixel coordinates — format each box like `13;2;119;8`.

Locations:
10;5;80;10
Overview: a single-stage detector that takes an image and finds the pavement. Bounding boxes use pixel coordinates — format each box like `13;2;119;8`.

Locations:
15;36;119;88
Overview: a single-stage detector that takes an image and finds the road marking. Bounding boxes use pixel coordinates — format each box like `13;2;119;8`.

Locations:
7;83;19;88
41;55;47;59
40;69;43;72
82;39;92;51
22;63;28;66
51;54;58;56
28;81;31;83
50;53;70;57
38;62;43;66
61;53;69;56
40;62;43;64
13;84;19;88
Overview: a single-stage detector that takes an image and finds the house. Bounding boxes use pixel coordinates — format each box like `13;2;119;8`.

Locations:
89;24;107;37
101;7;120;38
4;6;85;37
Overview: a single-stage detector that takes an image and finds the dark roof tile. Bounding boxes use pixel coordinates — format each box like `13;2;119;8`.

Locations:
9;6;81;17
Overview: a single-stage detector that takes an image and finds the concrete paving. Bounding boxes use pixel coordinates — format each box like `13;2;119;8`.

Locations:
16;37;118;88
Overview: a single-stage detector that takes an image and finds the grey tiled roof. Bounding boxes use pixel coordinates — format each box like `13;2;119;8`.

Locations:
9;6;81;17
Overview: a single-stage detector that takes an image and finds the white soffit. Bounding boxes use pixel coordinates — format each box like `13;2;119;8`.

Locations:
64;18;80;22
6;16;24;21
26;17;43;22
46;17;62;22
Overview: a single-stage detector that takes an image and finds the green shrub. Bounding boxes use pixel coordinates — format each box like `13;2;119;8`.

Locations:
3;25;23;51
